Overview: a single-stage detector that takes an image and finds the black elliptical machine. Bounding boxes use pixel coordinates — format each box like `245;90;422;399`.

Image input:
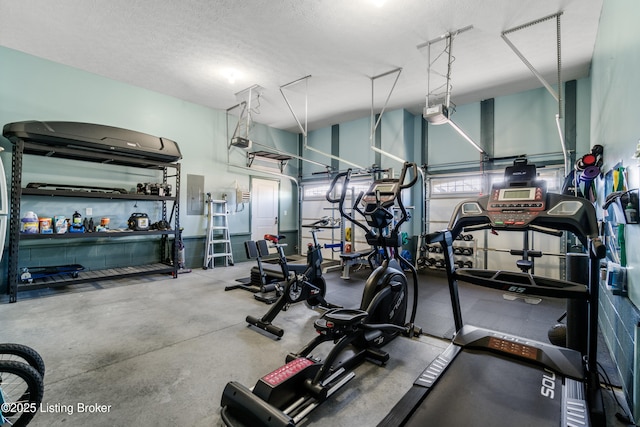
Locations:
220;161;422;427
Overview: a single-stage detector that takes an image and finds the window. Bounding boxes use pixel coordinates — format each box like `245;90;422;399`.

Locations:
303;179;372;201
430;175;483;196
489;168;562;192
430;166;563;197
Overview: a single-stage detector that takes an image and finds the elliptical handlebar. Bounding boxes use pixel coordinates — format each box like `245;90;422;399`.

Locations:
398;162;418;190
326;170;350;205
389;162;418;233
326;169;370;234
326;162;418;238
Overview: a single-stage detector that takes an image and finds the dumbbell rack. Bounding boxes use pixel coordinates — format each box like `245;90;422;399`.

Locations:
416;233;476;270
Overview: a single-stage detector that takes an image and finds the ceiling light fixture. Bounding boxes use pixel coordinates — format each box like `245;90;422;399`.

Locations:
372;0;386;7
221;68;241;84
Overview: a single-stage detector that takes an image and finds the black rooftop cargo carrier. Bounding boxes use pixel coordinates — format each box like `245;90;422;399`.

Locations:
2;121;182;163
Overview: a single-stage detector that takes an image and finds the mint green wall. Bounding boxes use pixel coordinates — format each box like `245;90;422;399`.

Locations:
495;87;561;158
380;109;407;169
0;46;298;280
304;127;332;175
339;116;373;170
428;102;482;166
495;80;592;161
0;46;299;235
590;0;640;418
300;82;591;235
308;87;593;177
576;78;593;157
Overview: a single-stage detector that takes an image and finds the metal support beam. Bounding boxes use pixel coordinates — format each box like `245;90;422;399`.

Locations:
280;75;365;170
370;67;402;141
280;75;311;137
502;12;563;116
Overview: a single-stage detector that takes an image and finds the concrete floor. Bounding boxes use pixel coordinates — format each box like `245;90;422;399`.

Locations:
0;264;633;426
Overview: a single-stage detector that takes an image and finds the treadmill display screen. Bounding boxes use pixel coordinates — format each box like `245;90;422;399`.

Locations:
488;337;540;361
499;188;536;201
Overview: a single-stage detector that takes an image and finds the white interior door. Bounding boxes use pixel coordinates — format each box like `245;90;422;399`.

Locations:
251;178;279;243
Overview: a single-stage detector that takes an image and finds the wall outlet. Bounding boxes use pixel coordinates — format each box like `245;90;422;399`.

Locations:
86;207;92;216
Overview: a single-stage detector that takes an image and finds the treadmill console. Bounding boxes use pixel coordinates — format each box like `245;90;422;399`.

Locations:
486;183;546;227
487;336;540;362
448;159;599;244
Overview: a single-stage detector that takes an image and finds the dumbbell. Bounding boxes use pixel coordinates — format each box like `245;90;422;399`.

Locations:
461;247;473;256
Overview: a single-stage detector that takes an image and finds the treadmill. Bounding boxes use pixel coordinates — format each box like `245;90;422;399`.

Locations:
378;159;606;427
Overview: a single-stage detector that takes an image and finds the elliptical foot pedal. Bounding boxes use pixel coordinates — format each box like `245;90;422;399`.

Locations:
253;358;321;406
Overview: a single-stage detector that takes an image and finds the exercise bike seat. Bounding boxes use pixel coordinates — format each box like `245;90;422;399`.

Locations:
264;234;286;244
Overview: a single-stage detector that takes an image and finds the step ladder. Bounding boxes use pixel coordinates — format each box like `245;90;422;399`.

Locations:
204;195;234;269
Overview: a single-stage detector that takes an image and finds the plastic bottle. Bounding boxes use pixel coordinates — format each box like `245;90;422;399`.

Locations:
72;211;82;225
625;202;637;223
21;211;38;233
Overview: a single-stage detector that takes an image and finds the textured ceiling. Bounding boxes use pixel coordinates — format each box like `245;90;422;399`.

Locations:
0;0;603;133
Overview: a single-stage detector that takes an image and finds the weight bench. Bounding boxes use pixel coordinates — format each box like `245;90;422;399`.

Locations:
339;248;376;279
226;240;276;293
224;240;296;304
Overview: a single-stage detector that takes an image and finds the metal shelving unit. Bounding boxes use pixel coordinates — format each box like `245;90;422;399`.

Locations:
6;138;181;302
